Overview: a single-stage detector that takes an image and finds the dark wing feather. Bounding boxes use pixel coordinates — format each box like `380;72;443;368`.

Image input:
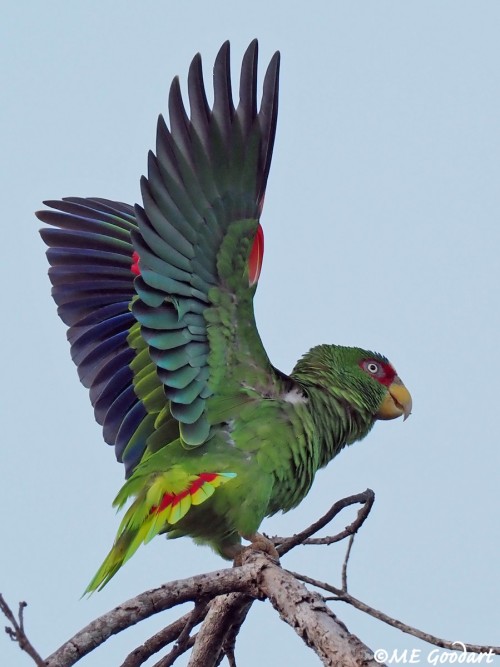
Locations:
38;40;282;473
37;198;165;476
132;40;281;447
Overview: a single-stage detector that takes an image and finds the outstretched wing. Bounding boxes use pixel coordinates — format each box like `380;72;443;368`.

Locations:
132;39;282;447
38;40;282;476
37;198;165;476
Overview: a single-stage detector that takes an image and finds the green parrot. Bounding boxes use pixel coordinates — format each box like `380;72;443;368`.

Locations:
37;40;412;592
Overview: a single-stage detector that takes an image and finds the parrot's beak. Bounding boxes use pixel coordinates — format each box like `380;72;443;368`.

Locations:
376;376;412;421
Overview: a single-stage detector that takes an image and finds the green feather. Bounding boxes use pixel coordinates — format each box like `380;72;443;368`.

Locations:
38;42;410;594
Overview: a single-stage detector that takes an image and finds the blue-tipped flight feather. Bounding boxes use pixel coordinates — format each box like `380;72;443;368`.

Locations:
37;40;280;470
37;198;165;475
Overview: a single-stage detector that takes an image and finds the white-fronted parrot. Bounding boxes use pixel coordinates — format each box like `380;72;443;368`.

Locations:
37;40;412;592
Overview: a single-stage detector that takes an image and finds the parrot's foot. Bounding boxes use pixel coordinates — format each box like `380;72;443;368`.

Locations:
233;532;280;566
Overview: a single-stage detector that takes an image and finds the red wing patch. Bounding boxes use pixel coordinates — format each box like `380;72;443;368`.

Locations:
131;251;141;276
248;224;264;286
150;472;236;525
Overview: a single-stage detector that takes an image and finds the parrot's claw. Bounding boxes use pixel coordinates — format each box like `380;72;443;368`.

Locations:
234;532;280;565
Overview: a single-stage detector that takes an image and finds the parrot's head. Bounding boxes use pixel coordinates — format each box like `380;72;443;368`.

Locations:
292;344;412;422
355;351;412;421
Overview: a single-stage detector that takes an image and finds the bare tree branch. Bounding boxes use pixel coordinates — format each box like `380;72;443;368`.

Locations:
341;534;355;592
252;553;380;667
155;599;209;667
291;570;500;656
219;595;254;667
0;595;45;667
153;636;196;667
44;564;262;667
274;489;375;556
2;491;498;667
120;604;208;667
187;593;254;667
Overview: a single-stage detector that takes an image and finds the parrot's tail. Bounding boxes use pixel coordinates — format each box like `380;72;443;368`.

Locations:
84;469;237;593
84;530;138;594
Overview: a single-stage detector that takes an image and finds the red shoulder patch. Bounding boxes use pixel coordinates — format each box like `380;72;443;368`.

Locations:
131;251;140;276
248;224;264;286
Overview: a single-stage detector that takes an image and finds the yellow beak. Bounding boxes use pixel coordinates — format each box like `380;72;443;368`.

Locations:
376;377;412;421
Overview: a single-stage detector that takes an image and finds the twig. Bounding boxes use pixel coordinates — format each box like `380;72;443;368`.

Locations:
220;595;254;667
341;534;355;592
120;605;208;667
154;636;196;666
275;489;375;556
0;595;45;666
155;600;209;667
290;571;500;656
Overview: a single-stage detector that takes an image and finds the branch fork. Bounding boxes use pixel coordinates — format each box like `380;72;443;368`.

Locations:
3;489;498;667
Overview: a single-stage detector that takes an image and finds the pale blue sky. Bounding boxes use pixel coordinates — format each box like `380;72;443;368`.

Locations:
2;2;500;666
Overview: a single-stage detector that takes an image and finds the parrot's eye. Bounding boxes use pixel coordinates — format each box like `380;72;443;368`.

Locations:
360;358;397;387
360;359;387;379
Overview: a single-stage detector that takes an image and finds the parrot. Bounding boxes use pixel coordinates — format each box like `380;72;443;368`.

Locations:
37;40;412;593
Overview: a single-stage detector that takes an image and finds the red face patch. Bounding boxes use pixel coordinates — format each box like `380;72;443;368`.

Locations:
359;359;396;387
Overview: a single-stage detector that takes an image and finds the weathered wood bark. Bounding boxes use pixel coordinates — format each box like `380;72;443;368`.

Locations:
3;493;498;666
254;556;379;667
43;566;261;667
187;593;253;667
